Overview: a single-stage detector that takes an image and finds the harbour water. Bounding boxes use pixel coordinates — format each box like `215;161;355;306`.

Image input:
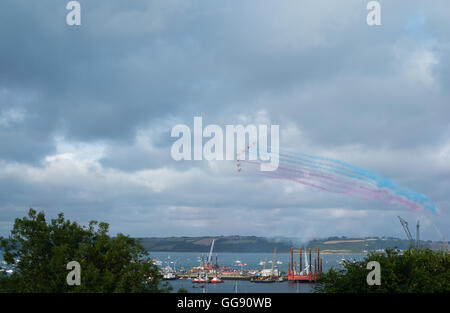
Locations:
0;251;365;293
169;277;316;293
150;252;364;293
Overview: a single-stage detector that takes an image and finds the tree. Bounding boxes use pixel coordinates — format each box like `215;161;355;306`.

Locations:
315;248;450;293
0;209;171;293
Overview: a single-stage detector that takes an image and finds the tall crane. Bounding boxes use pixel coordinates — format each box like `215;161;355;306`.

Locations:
257;257;267;281
270;247;277;280
398;216;414;248
416;220;420;249
207;239;215;264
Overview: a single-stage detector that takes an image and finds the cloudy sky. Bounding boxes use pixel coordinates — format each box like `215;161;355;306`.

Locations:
0;0;449;241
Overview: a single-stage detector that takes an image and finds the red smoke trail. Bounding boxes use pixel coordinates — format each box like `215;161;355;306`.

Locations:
238;158;422;212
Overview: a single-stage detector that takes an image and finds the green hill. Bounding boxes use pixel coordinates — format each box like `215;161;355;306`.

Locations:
139;235;293;253
138;235;447;253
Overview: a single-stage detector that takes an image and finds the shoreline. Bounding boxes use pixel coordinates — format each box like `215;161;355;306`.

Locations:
149;250;367;255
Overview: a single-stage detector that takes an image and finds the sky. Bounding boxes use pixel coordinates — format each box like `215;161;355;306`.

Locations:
0;0;449;241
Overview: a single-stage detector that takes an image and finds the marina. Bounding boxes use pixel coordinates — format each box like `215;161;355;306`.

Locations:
154;250;362;293
151;242;364;292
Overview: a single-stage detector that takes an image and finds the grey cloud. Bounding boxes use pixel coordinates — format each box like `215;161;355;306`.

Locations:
0;0;449;240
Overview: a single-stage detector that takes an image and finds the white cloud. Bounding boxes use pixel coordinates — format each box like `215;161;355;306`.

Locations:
1;0;449;240
0;108;25;127
395;45;439;86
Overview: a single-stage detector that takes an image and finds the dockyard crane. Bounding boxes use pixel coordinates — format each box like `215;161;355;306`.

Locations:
397;216;415;248
207;239;215;265
256;257;267;281
270;247;277;280
416;220;420;249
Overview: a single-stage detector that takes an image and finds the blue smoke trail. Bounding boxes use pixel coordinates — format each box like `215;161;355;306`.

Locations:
242;145;437;214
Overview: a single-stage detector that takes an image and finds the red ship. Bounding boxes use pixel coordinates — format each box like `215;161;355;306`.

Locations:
287;247;322;282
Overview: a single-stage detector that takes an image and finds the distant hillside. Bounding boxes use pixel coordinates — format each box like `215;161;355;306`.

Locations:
307;236;444;254
138;235;448;254
139;236;293;253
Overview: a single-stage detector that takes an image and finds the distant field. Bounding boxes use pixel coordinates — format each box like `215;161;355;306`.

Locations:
323;240;365;244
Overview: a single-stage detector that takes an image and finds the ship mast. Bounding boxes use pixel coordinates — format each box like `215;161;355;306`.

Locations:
270;247;277;280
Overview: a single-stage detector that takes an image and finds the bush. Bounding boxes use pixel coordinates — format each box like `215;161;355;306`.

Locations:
315;248;450;293
0;209;171;293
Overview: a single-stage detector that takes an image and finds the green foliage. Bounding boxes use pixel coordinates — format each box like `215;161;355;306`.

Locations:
315;248;450;293
0;209;172;293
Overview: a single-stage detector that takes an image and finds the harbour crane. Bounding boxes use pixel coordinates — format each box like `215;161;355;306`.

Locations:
416;220;420;249
270;247;277;280
207;239;215;264
255;257;267;282
397;216;418;249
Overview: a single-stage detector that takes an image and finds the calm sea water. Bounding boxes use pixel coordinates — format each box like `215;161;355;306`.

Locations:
169;278;316;293
0;251;364;293
149;251;364;293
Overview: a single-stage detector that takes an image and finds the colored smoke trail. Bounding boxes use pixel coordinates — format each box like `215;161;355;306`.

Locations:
237;145;437;214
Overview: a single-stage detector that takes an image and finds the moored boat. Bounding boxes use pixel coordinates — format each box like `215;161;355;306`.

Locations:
210;277;224;283
193;274;210;283
162;272;177;280
192;277;204;283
